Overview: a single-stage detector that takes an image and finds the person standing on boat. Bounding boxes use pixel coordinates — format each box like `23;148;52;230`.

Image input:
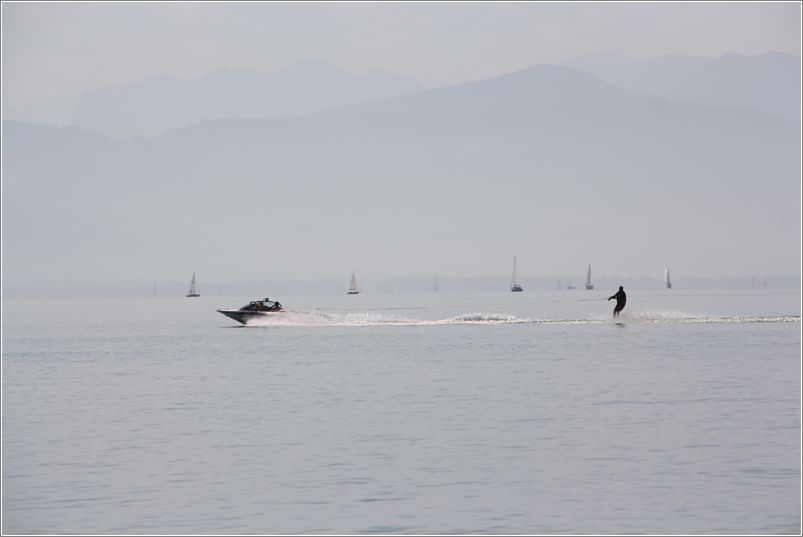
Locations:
608;286;626;318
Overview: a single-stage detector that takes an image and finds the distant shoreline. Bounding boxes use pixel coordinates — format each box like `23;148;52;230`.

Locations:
4;275;801;299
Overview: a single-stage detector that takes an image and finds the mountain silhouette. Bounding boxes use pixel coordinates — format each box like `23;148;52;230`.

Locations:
67;59;421;137
665;51;800;122
3;62;799;285
564;52;710;95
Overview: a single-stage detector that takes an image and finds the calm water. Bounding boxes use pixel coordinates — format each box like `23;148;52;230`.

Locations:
2;288;801;535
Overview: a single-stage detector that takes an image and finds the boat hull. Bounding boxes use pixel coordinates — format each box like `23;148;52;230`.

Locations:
217;309;283;325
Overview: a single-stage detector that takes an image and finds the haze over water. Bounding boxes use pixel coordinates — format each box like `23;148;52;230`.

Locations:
2;289;800;534
3;3;801;287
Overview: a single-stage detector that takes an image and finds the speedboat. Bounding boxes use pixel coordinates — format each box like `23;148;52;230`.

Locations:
217;298;283;324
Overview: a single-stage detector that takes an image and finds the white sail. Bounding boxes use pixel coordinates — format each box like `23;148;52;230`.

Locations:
186;271;200;297
348;271;359;294
585;264;594;290
511;256;523;292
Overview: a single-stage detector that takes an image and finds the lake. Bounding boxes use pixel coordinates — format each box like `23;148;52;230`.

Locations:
2;288;800;534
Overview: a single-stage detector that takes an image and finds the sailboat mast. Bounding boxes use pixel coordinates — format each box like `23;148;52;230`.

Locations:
510;256;523;292
512;256;517;286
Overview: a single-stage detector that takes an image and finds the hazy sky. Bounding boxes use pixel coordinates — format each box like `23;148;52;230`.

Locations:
2;1;801;108
2;1;801;289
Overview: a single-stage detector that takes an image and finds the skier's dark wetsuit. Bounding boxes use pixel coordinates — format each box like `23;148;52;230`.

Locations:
608;286;626;318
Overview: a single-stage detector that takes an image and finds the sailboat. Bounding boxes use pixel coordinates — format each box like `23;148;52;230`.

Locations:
347;271;359;295
584;264;594;290
664;267;673;289
186;271;201;297
567;276;576;290
511;256;523;292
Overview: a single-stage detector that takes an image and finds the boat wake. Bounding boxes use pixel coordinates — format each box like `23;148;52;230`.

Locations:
239;311;529;327
236;310;800;327
621;311;801;324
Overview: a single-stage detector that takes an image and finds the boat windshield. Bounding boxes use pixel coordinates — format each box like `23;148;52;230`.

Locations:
241;300;281;311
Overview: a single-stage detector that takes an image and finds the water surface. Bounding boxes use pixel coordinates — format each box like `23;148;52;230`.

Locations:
3;289;800;534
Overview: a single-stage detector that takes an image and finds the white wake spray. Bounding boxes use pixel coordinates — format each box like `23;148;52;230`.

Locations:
236;309;800;327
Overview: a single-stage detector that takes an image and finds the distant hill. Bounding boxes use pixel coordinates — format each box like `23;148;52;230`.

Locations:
665;51;800;123
288;64;629;131
3;64;799;286
4;90;83;126
563;52;711;95
565;51;800;123
12;51;798;136
65;59;421;137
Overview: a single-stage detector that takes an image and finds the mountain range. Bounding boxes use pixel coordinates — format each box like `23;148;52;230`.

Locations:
563;51;800;123
3;57;799;286
7;59;422;138
563;52;712;95
5;51;800;139
665;51;800;123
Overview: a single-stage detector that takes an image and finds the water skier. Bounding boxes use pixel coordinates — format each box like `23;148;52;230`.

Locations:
608;286;626;318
